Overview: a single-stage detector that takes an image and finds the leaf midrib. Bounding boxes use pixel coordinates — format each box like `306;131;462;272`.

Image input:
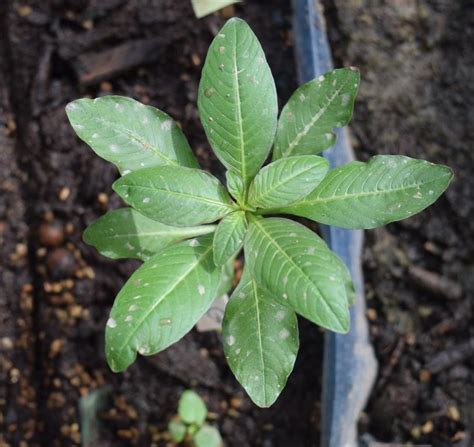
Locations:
115;244;213;357
96;116;178;166
284;178;439;210
251;278;268;405
252;219;345;328
284;77;352;157
125;184;233;209
232;24;247;185
103;226;216;240
216;214;243;262
251;163;321;205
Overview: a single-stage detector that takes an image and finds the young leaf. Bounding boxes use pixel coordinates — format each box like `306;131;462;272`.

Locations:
194;425;223;447
213;211;247;267
66;96;198;174
198;18;278;186
273;68;359;159
178;390;207;425
113;166;235;227
223;269;299;407
105;235;220;372
245;217;351;333
278;155;453;229
84;208;216;261
168;420;186;442
248;155;329;209
226;171;245;205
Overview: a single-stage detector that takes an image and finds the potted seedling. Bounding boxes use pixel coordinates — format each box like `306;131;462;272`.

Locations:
66;18;452;409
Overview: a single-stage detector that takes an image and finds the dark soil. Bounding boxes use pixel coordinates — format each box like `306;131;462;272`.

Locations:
324;1;473;446
0;1;472;447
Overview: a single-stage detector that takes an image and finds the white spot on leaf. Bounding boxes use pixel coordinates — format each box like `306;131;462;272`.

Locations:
275;310;285;321
161;120;173;131
106;318;117;328
341;94;350;106
189;239;199;247
279;329;290;340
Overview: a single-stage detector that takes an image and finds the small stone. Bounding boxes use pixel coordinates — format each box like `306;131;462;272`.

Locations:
100;81;113;92
69;304;83;319
97;193;108;205
82;19;93;30
46;248;76;279
58;187;70;201
419;369;431;382
16;243;28;257
1;337;14;350
421;420;434;434
191;53;201;66
49;339;64;358
65;223;74;235
366;308;377;321
230;397;242;409
38;221;64;247
17;5;32;17
447;405;460;421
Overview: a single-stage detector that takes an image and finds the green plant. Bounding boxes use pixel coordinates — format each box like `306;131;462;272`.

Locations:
66;18;452;407
168;390;222;447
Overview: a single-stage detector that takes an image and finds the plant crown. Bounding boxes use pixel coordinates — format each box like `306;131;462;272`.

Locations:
66;18;453;407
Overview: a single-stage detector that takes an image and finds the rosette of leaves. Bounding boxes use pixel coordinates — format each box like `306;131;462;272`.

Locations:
66;18;453;408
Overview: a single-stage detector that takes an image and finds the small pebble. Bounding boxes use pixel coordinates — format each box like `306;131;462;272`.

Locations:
97;192;108;205
421;420;434;434
419;369;431;382
58;187;70;201
447;405;460;421
47;248;76;279
38;221;64;247
366;308;377;321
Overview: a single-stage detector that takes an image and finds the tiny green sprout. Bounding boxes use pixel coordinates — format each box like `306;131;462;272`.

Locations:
168;390;222;447
66;18;453;408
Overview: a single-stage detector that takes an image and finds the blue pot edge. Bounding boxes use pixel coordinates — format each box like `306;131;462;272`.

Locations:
291;1;378;446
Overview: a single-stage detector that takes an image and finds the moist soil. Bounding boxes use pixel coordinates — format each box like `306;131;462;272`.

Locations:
0;1;472;446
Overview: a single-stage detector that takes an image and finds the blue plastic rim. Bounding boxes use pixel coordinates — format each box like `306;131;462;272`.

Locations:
291;1;378;446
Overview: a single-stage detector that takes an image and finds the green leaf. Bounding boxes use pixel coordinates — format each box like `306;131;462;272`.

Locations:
178;390;207;425
223;268;299;407
168;420;186;442
113;166;235;227
213;211;247;267
273;68;360;159
105;235;220;372
226;171;245;205
278;155;453;229
84;208;216;261
194;425;223;447
245;217;351;333
66;96;198;174
198;18;278;186
215;258;235;298
248;156;329;209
